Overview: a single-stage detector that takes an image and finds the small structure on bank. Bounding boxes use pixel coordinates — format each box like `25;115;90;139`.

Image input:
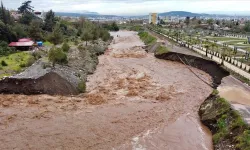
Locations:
9;38;35;50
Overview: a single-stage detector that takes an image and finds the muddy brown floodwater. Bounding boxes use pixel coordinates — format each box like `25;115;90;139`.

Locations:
0;31;213;150
218;76;250;106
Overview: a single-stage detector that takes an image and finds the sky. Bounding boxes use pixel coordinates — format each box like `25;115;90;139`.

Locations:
2;0;250;16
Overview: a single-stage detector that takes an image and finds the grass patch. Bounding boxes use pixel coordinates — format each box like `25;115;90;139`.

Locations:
155;45;169;55
138;31;157;45
223;40;247;45
207;92;250;148
0;73;11;79
212;89;219;96
0;52;35;79
77;80;86;93
43;41;54;46
236;130;250;149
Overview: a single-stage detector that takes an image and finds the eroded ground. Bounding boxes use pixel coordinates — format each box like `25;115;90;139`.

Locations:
0;31;213;150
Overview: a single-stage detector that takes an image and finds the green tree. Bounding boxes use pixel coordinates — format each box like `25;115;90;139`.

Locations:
204;44;210;57
81;29;93;46
0;41;14;56
100;29;110;42
0;20;17;42
244;22;250;32
12;24;28;39
216;20;220;25
211;43;217;55
185;16;190;26
221;47;228;65
62;42;70;52
111;22;119;31
47;24;63;45
0;2;12;25
0;1;6;24
198;20;202;24
44;10;55;32
18;1;34;14
48;47;67;66
92;27;100;41
19;12;34;25
28;20;42;41
207;19;214;25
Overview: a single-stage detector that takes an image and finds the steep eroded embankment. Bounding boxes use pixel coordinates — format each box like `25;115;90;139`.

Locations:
155;52;230;87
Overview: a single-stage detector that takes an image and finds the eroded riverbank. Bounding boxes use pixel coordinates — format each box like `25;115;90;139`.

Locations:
0;31;213;149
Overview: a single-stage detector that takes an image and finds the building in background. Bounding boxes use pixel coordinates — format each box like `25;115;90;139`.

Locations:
10;10;22;21
149;13;158;25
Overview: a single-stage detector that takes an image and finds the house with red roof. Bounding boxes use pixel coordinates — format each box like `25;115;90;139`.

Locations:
9;38;35;50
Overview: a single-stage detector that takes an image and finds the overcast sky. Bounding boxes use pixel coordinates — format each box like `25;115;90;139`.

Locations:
2;0;250;16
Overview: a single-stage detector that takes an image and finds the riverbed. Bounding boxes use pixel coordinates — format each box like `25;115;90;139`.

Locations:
0;31;213;149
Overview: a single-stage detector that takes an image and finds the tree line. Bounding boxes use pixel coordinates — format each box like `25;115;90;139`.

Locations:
0;1;113;56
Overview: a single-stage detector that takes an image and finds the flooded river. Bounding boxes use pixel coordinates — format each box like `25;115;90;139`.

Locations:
0;31;213;149
218;76;250;106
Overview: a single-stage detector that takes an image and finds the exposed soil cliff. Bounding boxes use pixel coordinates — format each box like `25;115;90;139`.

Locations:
0;72;78;95
155;52;230;88
0;41;109;95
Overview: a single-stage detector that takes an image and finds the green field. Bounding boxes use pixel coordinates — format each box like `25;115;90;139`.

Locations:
0;52;35;79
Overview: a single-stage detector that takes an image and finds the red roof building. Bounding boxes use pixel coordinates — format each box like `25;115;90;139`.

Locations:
18;38;32;42
9;38;34;48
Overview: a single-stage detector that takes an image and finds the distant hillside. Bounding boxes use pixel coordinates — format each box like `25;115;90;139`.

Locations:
159;11;210;17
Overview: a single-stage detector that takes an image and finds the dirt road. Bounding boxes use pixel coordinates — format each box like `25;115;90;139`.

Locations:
0;31;213;150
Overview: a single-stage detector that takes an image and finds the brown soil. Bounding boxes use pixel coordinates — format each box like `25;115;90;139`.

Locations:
0;31;213;150
0;72;78;95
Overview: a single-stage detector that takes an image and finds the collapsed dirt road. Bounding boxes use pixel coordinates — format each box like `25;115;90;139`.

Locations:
0;31;213;150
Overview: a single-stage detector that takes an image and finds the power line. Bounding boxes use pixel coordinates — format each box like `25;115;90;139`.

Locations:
176;54;214;88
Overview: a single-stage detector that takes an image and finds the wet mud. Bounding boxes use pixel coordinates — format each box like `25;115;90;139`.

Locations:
0;31;214;150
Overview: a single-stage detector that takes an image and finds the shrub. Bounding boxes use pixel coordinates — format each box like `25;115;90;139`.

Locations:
74;40;79;46
19;63;26;67
12;65;21;73
48;47;68;66
212;89;219;96
25;56;36;67
32;51;43;60
155;46;169;55
138;32;156;45
62;42;70;52
1;60;7;66
78;45;86;51
101;30;111;42
0;41;15;56
77;80;86;93
236;130;250;149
